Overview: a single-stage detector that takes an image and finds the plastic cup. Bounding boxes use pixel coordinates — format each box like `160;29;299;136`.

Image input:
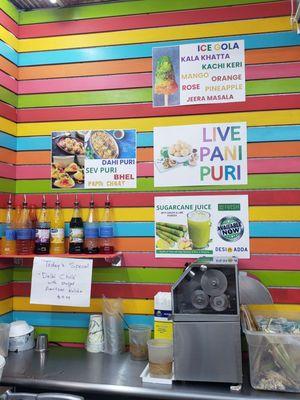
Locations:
147;339;173;378
0;355;5;381
0;323;10;357
129;324;151;361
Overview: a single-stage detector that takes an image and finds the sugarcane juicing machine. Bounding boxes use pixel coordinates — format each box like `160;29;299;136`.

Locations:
172;257;242;384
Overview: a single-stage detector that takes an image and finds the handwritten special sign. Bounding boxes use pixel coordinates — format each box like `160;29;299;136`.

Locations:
152;40;245;107
30;257;93;307
154;122;247;187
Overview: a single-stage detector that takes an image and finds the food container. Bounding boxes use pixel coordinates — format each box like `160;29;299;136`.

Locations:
9;321;35;352
242;305;300;393
147;339;173;378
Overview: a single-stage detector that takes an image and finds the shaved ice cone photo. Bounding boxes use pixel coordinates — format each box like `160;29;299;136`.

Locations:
153;46;180;107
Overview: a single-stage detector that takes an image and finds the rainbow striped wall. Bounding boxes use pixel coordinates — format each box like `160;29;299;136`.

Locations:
0;0;300;344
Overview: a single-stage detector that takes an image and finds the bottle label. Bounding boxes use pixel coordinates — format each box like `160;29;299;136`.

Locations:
35;228;50;243
16;229;32;240
50;228;65;244
84;225;98;239
100;224;113;238
70;228;84;243
5;228;16;241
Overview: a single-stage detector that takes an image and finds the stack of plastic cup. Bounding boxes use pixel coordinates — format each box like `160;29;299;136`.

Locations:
85;315;104;353
0;323;10;357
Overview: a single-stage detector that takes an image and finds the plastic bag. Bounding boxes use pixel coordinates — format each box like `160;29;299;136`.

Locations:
102;297;125;354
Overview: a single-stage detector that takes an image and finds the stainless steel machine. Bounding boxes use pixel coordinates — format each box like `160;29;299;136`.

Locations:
172;257;242;384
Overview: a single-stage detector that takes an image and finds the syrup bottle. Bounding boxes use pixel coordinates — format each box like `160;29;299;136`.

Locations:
34;195;50;254
69;194;84;254
16;195;32;255
50;194;65;255
1;194;16;255
99;195;114;254
84;194;99;254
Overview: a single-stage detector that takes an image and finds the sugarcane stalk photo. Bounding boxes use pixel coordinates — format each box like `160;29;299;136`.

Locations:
156;228;180;243
155;224;184;237
156;222;187;232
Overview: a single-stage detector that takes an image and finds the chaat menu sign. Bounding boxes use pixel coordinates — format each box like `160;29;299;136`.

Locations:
51;129;137;190
152;40;245;107
155;195;250;259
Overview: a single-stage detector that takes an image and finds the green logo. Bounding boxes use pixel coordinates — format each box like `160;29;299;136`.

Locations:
218;204;241;211
217;216;244;242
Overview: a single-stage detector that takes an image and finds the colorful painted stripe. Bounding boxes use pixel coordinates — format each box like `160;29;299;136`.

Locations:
7;141;300;163
12;311;153;328
16;46;300;80
13;282;170;299
16;1;290;39
17;0;284;25
16;110;300;137
16;63;300;95
0;55;18;79
0;10;18;37
1;221;297;238
269;288;300;304
8;254;300;271
16;17;289;53
18;32;300;67
1;205;300;223
11;191;300;208
13;267;300;285
17;94;300;124
16;81;300;110
0;126;297;152
13;297;154;314
13;173;300;194
0;158;297;181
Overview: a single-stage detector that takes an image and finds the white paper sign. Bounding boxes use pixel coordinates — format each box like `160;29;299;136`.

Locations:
155;195;249;259
153;40;245;107
154;122;247;187
30;257;93;307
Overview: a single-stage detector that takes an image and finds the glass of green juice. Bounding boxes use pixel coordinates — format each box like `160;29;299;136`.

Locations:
187;211;211;248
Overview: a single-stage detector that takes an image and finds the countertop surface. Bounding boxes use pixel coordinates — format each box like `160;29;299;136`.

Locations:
2;347;299;399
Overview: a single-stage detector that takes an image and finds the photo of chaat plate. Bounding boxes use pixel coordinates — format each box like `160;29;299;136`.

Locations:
89;130;119;159
53;173;75;188
56;136;85;155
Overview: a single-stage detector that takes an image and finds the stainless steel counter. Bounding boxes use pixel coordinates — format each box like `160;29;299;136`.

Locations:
1;347;298;399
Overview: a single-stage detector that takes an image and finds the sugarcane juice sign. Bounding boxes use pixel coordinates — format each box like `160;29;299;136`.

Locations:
154;122;247;187
152;40;245;107
155;195;249;259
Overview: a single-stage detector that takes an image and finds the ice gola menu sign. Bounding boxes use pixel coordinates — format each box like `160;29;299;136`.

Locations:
154;122;247;187
155;195;250;259
152;40;245;107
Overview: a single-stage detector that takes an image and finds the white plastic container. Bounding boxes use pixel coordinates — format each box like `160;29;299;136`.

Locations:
0;355;6;381
242;306;300;393
9;321;35;352
154;292;173;340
